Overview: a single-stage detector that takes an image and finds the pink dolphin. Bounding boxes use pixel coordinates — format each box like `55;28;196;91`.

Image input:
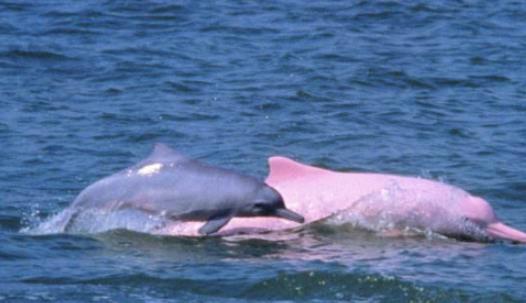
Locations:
160;156;526;243
262;156;526;243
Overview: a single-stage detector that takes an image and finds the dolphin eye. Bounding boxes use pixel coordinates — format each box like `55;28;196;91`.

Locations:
464;217;487;228
252;202;271;215
253;202;272;213
254;203;266;209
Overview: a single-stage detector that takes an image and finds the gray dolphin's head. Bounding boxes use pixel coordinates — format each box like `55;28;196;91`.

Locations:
240;184;304;223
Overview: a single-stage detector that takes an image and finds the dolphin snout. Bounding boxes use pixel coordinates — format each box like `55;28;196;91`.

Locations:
274;208;305;223
486;222;526;244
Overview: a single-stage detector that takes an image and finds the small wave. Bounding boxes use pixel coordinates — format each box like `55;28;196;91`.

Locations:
0;249;31;261
162;80;200;93
1;49;71;61
148;4;185;14
15;270;516;302
242;270;469;302
42;27;101;36
199;24;279;36
0;2;29;12
15;264;473;302
0;213;22;231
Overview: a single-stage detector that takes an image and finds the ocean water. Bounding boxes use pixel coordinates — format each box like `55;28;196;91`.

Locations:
1;1;526;302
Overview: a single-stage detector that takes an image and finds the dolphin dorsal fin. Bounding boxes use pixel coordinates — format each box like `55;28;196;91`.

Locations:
266;156;324;183
143;143;189;164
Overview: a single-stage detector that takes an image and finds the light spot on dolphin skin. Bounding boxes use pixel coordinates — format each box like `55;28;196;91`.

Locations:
138;163;163;176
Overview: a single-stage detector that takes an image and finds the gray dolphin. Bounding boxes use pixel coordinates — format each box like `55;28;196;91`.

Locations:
68;143;304;235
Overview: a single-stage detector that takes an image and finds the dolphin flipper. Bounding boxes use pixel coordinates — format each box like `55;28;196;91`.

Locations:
198;214;232;235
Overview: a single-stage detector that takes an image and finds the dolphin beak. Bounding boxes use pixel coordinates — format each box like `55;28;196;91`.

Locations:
274;208;305;223
486;222;526;243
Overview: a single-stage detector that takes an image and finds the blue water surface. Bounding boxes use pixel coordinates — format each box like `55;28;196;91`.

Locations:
1;1;525;302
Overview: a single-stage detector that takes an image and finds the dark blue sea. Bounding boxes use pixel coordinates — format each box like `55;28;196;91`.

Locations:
1;1;526;302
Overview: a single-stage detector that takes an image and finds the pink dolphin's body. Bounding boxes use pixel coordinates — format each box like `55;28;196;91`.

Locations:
159;156;526;243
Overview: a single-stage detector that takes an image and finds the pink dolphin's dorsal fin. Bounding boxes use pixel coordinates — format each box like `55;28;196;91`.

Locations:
266;156;326;183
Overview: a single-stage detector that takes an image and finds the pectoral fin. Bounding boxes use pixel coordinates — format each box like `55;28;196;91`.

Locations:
198;215;232;235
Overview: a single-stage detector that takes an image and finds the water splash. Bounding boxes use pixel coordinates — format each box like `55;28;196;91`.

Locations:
323;181;491;242
22;208;169;235
21;208;75;235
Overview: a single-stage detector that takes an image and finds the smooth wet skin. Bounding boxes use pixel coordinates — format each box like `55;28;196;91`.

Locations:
262;156;526;243
67;143;304;235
